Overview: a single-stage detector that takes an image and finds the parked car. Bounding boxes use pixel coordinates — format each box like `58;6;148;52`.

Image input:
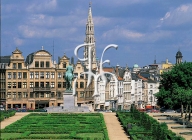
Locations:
146;109;160;113
163;109;176;113
105;110;112;113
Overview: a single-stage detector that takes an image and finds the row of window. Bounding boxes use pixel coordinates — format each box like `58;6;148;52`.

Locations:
7;72;86;79
12;63;22;69
34;61;50;68
8;72;27;79
7;82;85;88
7;92;61;98
6;92;93;99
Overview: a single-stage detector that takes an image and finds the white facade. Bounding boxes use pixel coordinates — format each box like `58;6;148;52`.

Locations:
147;82;159;106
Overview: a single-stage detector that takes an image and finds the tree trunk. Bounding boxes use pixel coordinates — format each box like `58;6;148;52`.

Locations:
188;105;191;121
185;105;188;119
181;103;183;118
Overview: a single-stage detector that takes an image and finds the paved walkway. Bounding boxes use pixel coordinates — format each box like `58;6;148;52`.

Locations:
148;113;192;140
1;112;30;129
103;113;130;140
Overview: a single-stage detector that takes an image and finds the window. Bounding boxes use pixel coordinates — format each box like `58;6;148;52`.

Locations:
30;82;34;88
23;92;27;98
45;93;50;98
18;92;22;98
7;93;11;98
74;73;78;78
80;82;84;88
46;82;50;87
57;92;61;97
76;82;78;88
51;92;55;98
35;82;39;87
46;61;50;68
30;92;34;98
40;61;44;68
35;61;39;67
40;93;44;98
63;63;66;68
35;72;39;78
8;82;11;88
58;82;61;88
150;85;153;88
46;72;50;78
18;72;22;79
51;82;55;88
80;92;84;98
13;92;16;98
18;63;22;69
30;72;34;79
23;82;27;88
18;82;22;88
13;72;16;79
80;74;84;79
35;93;39;98
40;82;44;88
8;72;11;79
63;82;66;88
13;82;16;88
40;72;44;79
23;72;27;79
13;63;16;69
58;72;62;78
51;72;55;78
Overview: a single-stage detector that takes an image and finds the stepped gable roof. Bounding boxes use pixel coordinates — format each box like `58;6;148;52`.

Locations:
0;56;11;63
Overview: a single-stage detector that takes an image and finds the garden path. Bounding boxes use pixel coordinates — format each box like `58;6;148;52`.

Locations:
1;112;29;129
103;113;130;140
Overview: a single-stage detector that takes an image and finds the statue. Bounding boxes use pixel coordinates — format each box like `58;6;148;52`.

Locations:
64;64;74;91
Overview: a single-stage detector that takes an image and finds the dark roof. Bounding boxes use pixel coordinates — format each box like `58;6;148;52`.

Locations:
131;73;138;80
176;50;182;57
25;53;34;65
0;56;11;63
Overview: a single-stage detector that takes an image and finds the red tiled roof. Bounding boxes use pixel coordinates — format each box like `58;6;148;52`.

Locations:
138;74;148;81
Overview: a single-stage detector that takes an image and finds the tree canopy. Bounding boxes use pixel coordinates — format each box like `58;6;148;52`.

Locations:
155;62;192;109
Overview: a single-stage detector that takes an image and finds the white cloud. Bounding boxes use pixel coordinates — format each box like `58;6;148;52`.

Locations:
102;27;144;41
93;17;111;26
159;4;192;27
18;25;77;39
26;0;57;13
14;37;24;46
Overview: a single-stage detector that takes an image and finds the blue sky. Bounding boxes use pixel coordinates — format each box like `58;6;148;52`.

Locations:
1;0;192;67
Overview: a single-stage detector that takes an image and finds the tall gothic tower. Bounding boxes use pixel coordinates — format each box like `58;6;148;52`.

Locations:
84;3;96;69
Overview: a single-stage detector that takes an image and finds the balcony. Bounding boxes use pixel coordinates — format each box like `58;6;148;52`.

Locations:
33;87;51;92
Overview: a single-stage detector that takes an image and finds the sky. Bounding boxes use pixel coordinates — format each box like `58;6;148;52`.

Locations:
1;0;192;67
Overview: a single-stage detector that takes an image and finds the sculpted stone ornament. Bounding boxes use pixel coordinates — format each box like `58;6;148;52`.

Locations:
64;64;74;92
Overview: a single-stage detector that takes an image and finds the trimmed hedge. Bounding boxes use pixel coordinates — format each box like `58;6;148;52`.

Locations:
116;106;185;140
0;110;16;122
1;113;109;140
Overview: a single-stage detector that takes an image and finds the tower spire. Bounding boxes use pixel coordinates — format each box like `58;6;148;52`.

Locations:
84;2;96;68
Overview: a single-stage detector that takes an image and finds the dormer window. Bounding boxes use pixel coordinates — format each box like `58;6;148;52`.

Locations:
63;63;66;68
18;63;22;69
13;63;16;69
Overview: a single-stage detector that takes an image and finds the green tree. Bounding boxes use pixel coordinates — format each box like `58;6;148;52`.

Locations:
155;62;192;120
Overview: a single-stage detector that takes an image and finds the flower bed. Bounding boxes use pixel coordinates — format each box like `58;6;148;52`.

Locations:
1;113;109;140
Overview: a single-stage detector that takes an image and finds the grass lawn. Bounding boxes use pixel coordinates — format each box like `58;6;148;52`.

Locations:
0;113;109;140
